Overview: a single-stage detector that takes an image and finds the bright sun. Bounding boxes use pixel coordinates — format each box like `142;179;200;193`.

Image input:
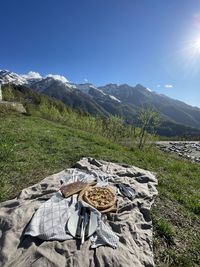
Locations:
194;38;200;50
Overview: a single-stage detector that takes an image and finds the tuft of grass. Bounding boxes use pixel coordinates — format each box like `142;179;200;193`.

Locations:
153;217;175;244
0;135;16;160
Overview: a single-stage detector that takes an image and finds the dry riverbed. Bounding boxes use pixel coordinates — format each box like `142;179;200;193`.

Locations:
157;141;200;163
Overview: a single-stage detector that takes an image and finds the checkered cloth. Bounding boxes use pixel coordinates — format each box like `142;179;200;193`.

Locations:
25;169;119;248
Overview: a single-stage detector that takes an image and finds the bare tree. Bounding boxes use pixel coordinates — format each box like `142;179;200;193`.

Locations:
138;106;160;149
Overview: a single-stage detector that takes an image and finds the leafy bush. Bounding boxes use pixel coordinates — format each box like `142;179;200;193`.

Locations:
137;106;161;149
2;85;15;101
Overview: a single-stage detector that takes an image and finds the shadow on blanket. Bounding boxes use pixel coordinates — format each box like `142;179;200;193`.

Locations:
18;220;44;249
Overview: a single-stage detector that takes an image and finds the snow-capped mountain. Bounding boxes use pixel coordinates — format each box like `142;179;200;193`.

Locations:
0;70;121;103
75;83;100;95
1;69;200;130
0;70;27;85
99;83;154;103
0;70;71;87
99;83;200;129
21;71;43;84
0;70;77;100
75;83;121;103
0;69;133;121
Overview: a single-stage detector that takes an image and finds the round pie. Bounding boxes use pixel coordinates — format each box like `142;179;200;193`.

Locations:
83;186;116;210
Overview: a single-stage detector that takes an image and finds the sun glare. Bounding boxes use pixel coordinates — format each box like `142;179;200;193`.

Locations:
172;35;200;75
194;37;200;50
178;35;200;71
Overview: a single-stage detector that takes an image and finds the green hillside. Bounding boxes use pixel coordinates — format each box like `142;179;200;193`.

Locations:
0;87;200;266
2;83;200;139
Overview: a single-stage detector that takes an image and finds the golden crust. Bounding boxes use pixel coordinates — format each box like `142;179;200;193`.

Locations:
83;186;116;210
101;203;117;213
78;182;96;201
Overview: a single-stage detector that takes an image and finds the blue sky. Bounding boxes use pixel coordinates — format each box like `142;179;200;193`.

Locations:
0;0;200;107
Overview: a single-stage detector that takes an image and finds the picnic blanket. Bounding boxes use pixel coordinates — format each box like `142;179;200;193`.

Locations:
0;158;158;267
25;168;119;248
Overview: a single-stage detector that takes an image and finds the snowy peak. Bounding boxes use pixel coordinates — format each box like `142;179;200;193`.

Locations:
31;76;75;93
76;83;106;95
0;70;70;87
0;70;26;85
76;83;121;102
21;71;42;84
45;74;69;83
1;69;200;130
75;83;98;95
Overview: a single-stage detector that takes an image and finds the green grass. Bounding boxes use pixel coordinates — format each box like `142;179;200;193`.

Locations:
153;216;175;245
0;113;200;266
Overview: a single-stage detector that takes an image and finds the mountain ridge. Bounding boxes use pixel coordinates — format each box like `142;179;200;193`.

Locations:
1;69;200;131
2;82;200;137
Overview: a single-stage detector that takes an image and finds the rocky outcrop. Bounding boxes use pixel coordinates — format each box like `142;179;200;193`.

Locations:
0;101;26;113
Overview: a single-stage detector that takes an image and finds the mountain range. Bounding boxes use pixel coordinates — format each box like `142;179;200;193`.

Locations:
1;69;200;136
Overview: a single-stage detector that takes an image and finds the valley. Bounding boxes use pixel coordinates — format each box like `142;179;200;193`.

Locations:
0;70;200;266
1;70;200;138
1;2;200;266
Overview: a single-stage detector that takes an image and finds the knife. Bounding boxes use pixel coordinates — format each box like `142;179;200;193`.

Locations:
84;208;90;237
76;206;86;238
81;220;85;244
81;208;91;244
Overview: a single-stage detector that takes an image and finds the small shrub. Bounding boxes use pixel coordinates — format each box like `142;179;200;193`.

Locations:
102;116;126;141
137;106;160;149
2;86;15;101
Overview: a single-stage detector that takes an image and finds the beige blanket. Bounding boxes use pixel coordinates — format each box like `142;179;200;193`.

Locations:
0;158;158;267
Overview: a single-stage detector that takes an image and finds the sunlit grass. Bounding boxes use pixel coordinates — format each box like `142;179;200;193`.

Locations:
0;112;200;266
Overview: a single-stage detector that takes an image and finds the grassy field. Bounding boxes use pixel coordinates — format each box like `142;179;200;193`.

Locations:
0;113;200;266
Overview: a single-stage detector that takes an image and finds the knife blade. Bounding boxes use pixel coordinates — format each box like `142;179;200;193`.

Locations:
81;220;85;244
76;206;86;238
85;209;90;237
